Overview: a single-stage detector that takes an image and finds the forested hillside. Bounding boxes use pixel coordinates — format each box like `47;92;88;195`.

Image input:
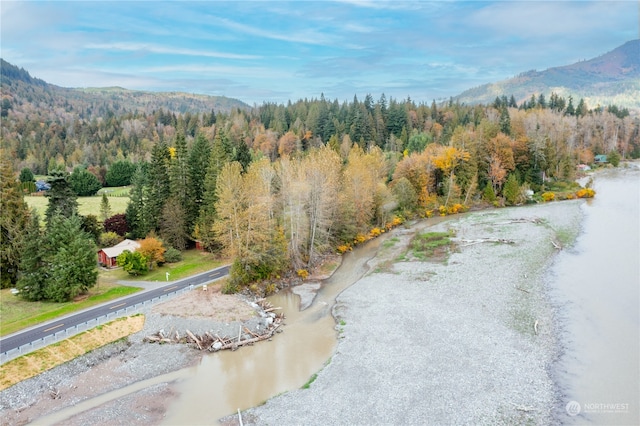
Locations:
455;40;640;109
2;61;639;293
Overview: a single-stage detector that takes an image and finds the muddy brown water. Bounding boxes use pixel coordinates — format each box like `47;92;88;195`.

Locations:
161;237;381;424
31;232;383;425
551;165;640;425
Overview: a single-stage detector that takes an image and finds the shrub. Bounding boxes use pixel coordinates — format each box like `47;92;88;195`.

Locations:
391;216;403;226
447;203;465;215
265;283;277;295
297;269;309;280
541;192;555;202
608;150;621;167
354;234;368;244
99;231;122;248
164;247;182;263
369;227;383;238
117;250;148;275
337;244;352;253
576;188;595;198
221;279;239;294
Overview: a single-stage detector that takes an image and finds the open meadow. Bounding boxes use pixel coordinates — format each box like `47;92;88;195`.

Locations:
25;192;130;218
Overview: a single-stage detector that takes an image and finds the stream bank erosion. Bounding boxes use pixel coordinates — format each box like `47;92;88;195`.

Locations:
241;201;582;425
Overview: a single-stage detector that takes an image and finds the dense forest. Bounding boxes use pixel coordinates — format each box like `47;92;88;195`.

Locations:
2;62;639;295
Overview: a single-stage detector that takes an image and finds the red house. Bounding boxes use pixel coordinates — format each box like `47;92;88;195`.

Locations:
98;239;141;268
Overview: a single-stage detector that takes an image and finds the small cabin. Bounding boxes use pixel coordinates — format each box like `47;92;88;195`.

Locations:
98;239;140;268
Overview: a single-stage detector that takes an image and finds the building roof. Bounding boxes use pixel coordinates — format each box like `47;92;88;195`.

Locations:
100;239;140;259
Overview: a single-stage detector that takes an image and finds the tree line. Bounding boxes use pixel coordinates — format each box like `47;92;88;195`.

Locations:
1;92;638;297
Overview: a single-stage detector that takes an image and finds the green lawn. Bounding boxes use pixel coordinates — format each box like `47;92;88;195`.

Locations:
25;194;129;218
103;249;228;282
0;283;141;337
1;246;225;336
97;186;131;197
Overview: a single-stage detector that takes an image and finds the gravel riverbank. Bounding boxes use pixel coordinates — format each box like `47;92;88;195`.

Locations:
241;201;583;425
0;200;583;425
0;288;264;425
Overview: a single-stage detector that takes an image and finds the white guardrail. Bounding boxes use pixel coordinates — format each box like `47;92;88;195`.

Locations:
0;285;194;364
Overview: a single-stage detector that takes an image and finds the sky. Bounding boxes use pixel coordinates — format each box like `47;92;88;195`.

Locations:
1;1;638;106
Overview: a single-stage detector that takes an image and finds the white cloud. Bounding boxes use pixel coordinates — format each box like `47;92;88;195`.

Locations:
204;15;337;46
84;43;261;60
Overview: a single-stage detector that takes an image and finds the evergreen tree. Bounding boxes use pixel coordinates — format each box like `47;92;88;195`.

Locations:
45;170;78;224
16;212;48;300
160;197;189;250
168;132;195;240
233;138;252;171
100;193;112;222
499;107;511;136
18;214;97;302
126;164;151;238
44;215;98;302
187;133;211;231
147;140;171;232
537;94;547;109
575;98;587;117
565;96;575;116
69;166;102;196
19;167;34;183
503;173;521;205
194;130;232;250
482;181;497;203
105;160;136;187
81;214;102;244
0;155;31;288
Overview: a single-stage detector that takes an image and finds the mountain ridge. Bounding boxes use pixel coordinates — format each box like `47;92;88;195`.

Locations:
0;59;250;117
454;40;640;109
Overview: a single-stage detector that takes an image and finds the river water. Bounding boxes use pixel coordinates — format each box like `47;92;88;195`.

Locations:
161;236;382;424
550;164;640;425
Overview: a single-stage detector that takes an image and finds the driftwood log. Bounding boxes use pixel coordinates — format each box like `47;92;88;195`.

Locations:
144;299;284;353
456;238;516;247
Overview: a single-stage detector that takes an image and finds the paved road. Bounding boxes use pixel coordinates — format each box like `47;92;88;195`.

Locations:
0;265;230;354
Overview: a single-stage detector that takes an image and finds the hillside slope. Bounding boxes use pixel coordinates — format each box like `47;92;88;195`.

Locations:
0;59;249;119
455;40;640;109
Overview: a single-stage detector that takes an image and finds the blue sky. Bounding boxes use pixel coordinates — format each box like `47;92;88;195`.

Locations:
1;1;638;105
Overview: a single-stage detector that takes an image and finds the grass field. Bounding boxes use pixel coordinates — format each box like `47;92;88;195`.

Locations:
25;194;130;218
97;186;131;196
103;249;229;282
1;248;225;336
0;282;141;337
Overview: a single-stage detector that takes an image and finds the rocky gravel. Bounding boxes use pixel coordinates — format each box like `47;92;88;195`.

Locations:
241;201;583;425
0;291;264;426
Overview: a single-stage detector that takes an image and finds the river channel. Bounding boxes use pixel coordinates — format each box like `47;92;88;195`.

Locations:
162;236;382;424
550;164;640;425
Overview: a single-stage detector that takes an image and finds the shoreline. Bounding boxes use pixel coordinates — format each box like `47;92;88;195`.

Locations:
241;200;583;425
0;200;584;425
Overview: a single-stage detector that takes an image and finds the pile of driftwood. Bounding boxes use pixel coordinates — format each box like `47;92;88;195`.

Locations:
144;299;284;352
